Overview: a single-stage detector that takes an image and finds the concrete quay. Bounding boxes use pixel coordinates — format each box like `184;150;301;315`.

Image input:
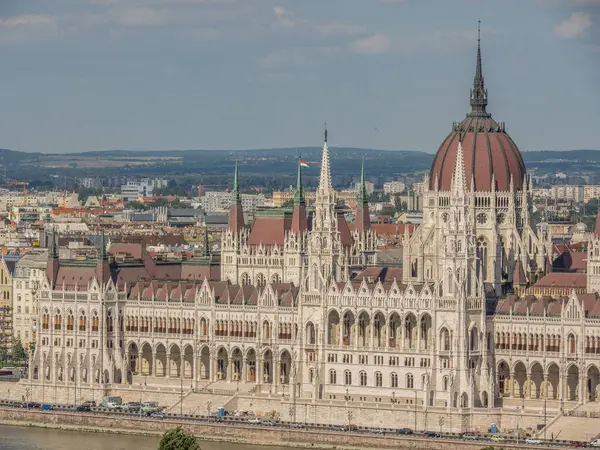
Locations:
0;407;578;450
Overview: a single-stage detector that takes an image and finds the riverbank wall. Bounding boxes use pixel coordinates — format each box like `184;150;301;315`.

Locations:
0;407;570;450
0;380;559;436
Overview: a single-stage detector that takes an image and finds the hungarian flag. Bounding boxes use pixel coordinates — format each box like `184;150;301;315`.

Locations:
299;160;310;168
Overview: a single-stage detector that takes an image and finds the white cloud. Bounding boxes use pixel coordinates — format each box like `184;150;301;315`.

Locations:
556;12;592;38
0;14;56;28
352;34;391;54
317;21;364;37
272;6;296;28
110;7;164;26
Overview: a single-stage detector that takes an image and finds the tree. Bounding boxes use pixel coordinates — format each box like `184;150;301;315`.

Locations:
0;347;7;367
158;427;200;450
11;338;26;364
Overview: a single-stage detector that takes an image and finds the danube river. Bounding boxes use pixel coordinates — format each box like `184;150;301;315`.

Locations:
0;425;295;450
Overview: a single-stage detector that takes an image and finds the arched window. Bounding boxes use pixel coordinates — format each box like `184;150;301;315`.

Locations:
390;372;398;388
406;373;414;389
477;237;488;281
470;327;479;351
271;273;281;284
92;311;99;332
360;371;367;386
375;372;382;387
443;376;449;391
54;310;62;330
306;322;316;344
344;370;352;386
66;311;74;331
329;369;337;385
256;273;266;287
440;327;450;351
262;320;271;339
241;273;250;286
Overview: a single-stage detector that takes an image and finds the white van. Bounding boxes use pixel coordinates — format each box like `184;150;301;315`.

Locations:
590;439;600;447
101;396;122;409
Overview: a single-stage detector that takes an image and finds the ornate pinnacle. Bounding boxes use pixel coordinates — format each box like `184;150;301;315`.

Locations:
469;20;490;117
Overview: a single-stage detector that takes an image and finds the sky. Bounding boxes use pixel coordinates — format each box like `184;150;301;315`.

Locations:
0;0;599;154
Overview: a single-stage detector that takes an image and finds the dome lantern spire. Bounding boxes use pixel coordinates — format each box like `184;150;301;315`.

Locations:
469;20;489;117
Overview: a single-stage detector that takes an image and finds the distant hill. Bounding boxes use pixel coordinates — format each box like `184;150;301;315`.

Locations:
1;146;600;184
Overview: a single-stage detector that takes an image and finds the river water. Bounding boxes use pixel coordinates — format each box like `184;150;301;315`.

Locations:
0;425;295;450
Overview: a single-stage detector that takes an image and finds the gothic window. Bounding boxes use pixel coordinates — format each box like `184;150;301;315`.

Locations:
496;213;505;225
470;327;479;351
441;213;449;223
425;260;432;280
256;273;266;287
329;369;337;384
411;260;418;278
344;370;352;385
406;373;414;389
476;213;487;225
390;372;398;388
476;237;488;281
271;273;281;284
440;328;450;351
76;311;85;331
241;273;250;286
375;372;382;387
54;310;62;330
360;371;367;386
443;376;449;391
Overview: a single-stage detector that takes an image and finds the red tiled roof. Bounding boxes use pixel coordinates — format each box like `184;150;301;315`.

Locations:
248;216;292;246
534;272;586;288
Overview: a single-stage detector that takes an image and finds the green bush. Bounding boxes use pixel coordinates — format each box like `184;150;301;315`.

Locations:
158;427;200;450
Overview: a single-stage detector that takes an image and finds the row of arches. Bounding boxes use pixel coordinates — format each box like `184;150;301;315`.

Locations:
124;316;194;335
497;360;600;402
41;308;99;332
325;310;433;349
240;273;281;287
127;343;294;385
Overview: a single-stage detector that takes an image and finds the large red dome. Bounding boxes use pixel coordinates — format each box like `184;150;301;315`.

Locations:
429;32;526;193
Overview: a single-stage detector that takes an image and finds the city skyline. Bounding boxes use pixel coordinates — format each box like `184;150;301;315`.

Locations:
0;0;599;154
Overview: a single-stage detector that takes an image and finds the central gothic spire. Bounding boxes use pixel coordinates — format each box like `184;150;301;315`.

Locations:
469;20;489;118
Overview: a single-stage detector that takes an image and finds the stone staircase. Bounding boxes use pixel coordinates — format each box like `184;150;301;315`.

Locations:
544;402;600;442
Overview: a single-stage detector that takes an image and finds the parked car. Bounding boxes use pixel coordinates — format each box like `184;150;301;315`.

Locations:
589;439;600;448
290;422;305;428
149;412;164;419
261;420;275;426
461;433;478;440
81;400;96;408
41;404;54;411
570;442;586;448
247;418;261;424
525;438;541;444
343;424;358;432
491;435;505;442
396;428;413;435
424;431;440;438
76;404;91;412
368;428;385;434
